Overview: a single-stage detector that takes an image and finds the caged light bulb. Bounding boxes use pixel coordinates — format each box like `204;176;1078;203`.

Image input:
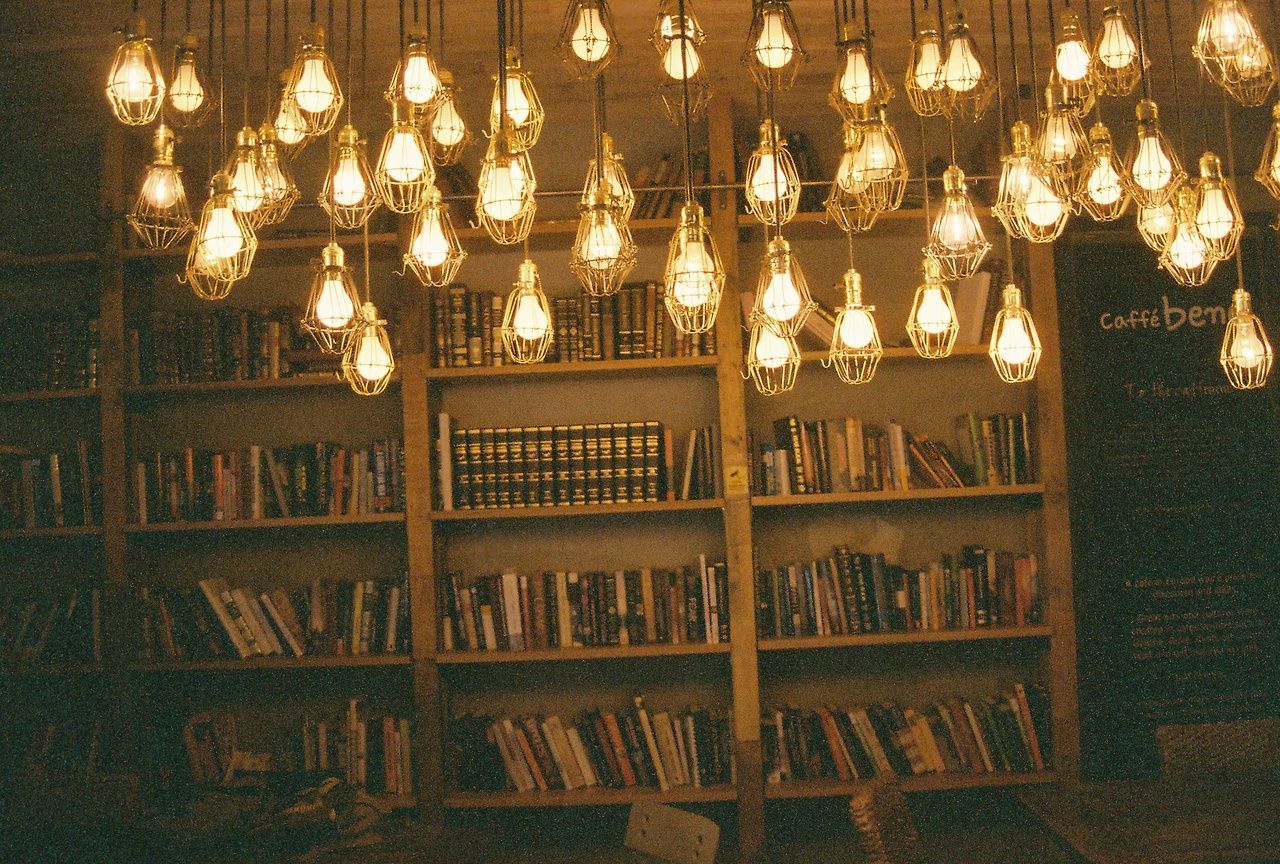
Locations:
852;126;898;181
1040;109;1082;162
1197;186;1235;240
672;240;714;307
750;153;789;202
1133;135;1174;192
296;55;337;113
996;315;1033;366
512;291;550;341
201;201;245;261
762;271;801;323
1088;154;1124;205
274;97;307;146
170;52;205;113
411;208;451;267
143;166;180;209
916;286;954;335
316;275;357;330
755;8;795;70
580;211;623;269
401;44;440;105
431;96;467;147
106;16;165;125
943;30;981;92
1168;223;1209;270
1024;173;1065;228
938;202;978;249
331;150;368;207
354;327;392;381
383;127;428;183
1054;11;1092;82
662;38;703;78
498;75;531;126
914;35;944;89
480;158;527;221
570;4;612;63
1203;0;1257;55
227;128;265;214
1098;7;1138;69
753;326;791;370
113;49;155;103
839;44;874;105
839;307;876;349
1140;202;1175;238
1230;319;1265;369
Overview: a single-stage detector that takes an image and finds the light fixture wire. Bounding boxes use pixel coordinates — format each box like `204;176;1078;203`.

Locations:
1129;0;1151;101
1158;0;1187;157
677;0;695;208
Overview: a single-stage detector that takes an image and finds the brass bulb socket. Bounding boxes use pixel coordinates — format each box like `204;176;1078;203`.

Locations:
359;302;383;325
321;242;345;269
1002;284;1024;309
1135;99;1160;124
766;236;791;258
1058;9;1085;39
1010;120;1033;154
757;119;779;148
1087;121;1113;147
235;126;258;148
1199;151;1225;181
125;13;149;39
438;68;456;87
842;269;866;308
152;124;176;163
425;185;444;207
517;258;539;286
257;122;279;144
209;171;234;196
1232;288;1253;315
922;256;943;282
337;124;360;147
304;23;326;49
679;202;706;228
942;165;967;195
179;32;199;52
1175;185;1199;217
505;46;523;68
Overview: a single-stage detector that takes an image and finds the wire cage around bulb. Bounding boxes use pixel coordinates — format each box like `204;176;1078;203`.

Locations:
374;113;436;215
652;3;712;123
663;203;724;335
106;15;166;126
1254;103;1280;200
342;303;396;396
476;136;538;245
904;28;947;117
165;33;213;129
742;0;807;92
225;127;268;229
824;269;883;385
387;33;443;113
750;237;816;337
1075;121;1131;222
581;134;635;221
570;201;638;297
272;81;310;159
1122;100;1186;209
988;284;1043;383
502;259;555;365
1159;186;1221;287
183;173;257;301
993;122;1034;238
939;10;996;123
745;323;800;396
301;242;364;354
403;188;467;287
319;124;381;230
1014;160;1071;244
744;120;801;227
924;165;991;280
284;24;343;137
558;0;620;78
1049;68;1096;120
1091;5;1143;97
255;123;301;227
1136;201;1177;252
1193;0;1275;107
834;110;908;213
1195;152;1244;262
1035;88;1089;200
424;71;471;166
128;124;193;250
829;28;895;122
906;258;959;359
1221;288;1274;389
490;50;545;153
824;182;881;233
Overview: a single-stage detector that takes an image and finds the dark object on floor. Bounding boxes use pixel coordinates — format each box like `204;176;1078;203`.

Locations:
847;783;930;864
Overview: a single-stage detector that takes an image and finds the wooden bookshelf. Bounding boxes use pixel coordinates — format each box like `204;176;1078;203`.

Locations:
129;655;413;672
123;374;400;398
762;772;1056;800
0;387;98;404
0;525;102;540
423;354;717;381
757;626;1053;652
123;512;405;534
437;642;731;665
751;484;1045;510
428;499;723;522
0;663;105;677
443;784;738;808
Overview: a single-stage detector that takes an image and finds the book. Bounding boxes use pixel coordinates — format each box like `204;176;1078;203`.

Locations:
0;315;99;393
0;441;103;530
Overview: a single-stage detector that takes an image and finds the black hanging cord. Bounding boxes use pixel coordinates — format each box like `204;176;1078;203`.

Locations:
918;112;932;229
361;0;367;100
345;0;352;123
208;0;216;176
909;0;919;39
264;0;271;119
833;0;843;43
161;0;169;44
1130;0;1151;100
399;0;405;52
283;0;289;67
677;0;695;205
220;0;228;158
311;0;317;24
1159;0;1187;157
1222;94;1246;291
1024;0;1039;100
186;0;193;30
1083;0;1102;122
989;0;1007;141
1006;0;1021;123
424;0;431;37
132;0;139;14
517;0;524;57
861;0;874;84
438;0;445;58
593;75;605;192
243;0;250;128
1046;0;1057;48
497;0;508;138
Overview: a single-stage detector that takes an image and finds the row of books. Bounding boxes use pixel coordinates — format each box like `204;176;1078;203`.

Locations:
755;545;1043;640
436;416;696;510
631;147;712;220
0;315;98;393
132;439;405;525
961;412;1036;488
0;441;103;529
762;683;1051;784
0;586;103;664
439;557;731;652
127;308;300;386
451;697;733;793
3;720;104;780
173;576;411;660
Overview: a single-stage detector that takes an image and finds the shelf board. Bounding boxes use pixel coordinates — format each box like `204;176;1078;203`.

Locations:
437;642;731;665
781;206;995;228
0;387;98;404
797;344;994;365
0;663;105;677
430;499;724;522
124;373;399;398
758;626;1053;652
443;784;737;809
125;512;405;534
764;771;1056;800
423;354;718;381
752;484;1044;510
130;654;412;672
456;216;680;241
0;525;102;540
0;250;99;267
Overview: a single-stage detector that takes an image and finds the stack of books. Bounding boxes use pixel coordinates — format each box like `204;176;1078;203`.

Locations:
440;556;730;652
0;585;103;664
0;315;98;393
762;683;1051;784
127;308;301;386
151;575;411;661
0;441;103;529
436;416;699;510
450;696;732;793
755;545;1042;639
131;439;405;524
959;411;1036;487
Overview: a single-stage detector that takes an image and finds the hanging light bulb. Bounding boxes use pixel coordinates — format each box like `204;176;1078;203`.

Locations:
489;49;545;152
283;23;342;136
106;14;165;126
1160;186;1220;287
476;133;538;245
743;0;806;91
1194;151;1244;260
1196;0;1261;66
825;268;883;385
128;123;193;250
906;257;959;359
319;124;380;230
184;173;257;301
993;121;1035;239
425;70;470;166
663;203;724;334
389;32;442;109
404;186;466;287
501;259;554;364
343;303;396;396
940;8;995;121
165;33;211;128
581;133;636;221
904;27;947;117
255;123;301;227
571;184;638;297
224;127;267;224
1092;4;1141;96
1018;163;1071;243
1194;0;1276;106
1054;9;1093;82
1123;100;1185;208
1254;103;1280;200
745;119;801;227
829;26;894;122
988;283;1043;383
273;85;309;155
375;106;435;214
751;237;816;337
1221;287;1274;389
301;242;364;354
1137;202;1176;252
1035;86;1088;198
745;322;800;396
652;2;711;122
558;0;619;77
1076;121;1130;222
835;106;908;212
924;165;991;279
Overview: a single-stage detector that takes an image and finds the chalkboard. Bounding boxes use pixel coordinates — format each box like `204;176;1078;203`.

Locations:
1056;225;1280;780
